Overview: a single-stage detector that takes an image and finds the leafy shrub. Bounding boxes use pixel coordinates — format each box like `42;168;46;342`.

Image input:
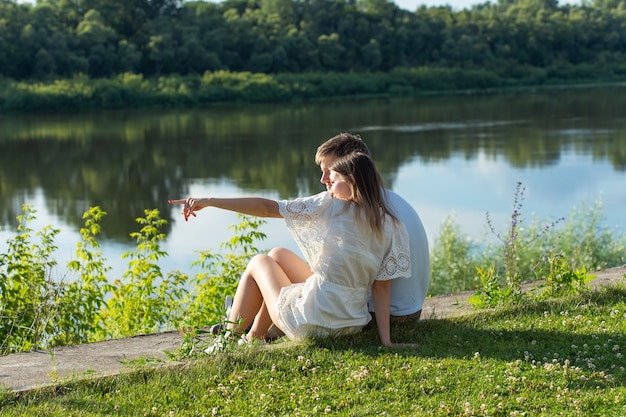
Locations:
100;209;188;338
0;205;61;353
429;213;482;294
183;215;267;329
535;252;595;298
60;207;112;345
465;182;623;308
542;198;626;271
0;205;268;353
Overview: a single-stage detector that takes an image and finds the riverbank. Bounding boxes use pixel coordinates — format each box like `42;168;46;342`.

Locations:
3;70;625;114
1;264;623;394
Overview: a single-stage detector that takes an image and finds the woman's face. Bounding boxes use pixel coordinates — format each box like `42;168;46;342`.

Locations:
328;170;353;200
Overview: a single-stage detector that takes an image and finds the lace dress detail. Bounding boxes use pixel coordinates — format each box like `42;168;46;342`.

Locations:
377;248;411;279
275;192;411;340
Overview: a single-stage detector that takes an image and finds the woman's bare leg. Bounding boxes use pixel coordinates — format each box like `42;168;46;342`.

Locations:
247;247;313;340
226;253;293;337
246;248;312;338
248;302;274;338
226;271;265;335
227;248;313;340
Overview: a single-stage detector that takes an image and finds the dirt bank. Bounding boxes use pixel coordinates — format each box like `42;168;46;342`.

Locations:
421;263;626;319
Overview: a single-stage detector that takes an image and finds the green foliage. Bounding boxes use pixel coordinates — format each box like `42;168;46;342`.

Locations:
429;213;482;294
535;252;595;299
0;205;269;354
101;209;188;339
485;181;530;294
60;207;112;345
199;70;289;103
542;198;626;271
2;0;626;95
165;325;213;360
0;65;623;113
183;215;268;329
477;182;563;300
466;266;514;308
1;206;111;352
0;205;60;353
457;182;623;309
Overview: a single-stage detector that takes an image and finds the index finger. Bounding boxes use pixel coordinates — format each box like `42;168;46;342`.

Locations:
168;199;185;205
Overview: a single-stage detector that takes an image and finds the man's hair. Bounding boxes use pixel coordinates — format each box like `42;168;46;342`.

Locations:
315;133;370;165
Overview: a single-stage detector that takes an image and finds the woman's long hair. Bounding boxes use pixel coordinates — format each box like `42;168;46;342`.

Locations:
329;152;397;236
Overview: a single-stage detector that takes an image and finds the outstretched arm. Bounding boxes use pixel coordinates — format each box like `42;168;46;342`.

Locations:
371;279;392;346
168;197;282;221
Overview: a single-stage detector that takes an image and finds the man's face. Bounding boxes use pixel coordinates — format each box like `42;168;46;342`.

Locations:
319;155;337;190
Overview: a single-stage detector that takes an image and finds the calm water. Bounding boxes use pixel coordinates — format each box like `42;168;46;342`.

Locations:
1;85;625;292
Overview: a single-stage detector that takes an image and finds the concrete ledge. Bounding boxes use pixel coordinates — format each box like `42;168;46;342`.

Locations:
0;331;183;392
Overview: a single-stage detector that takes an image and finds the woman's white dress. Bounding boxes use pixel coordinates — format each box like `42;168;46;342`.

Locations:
275;192;411;340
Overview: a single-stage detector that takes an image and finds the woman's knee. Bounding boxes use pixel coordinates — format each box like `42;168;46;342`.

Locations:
248;253;275;269
268;247;307;268
268;247;311;282
267;247;292;260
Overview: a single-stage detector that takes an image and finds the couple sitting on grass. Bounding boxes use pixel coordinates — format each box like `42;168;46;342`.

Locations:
169;133;430;351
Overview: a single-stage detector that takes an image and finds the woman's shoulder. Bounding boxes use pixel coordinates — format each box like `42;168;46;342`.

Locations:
285;191;331;206
279;191;332;218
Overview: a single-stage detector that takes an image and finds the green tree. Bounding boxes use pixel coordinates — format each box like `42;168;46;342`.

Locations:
117;39;142;73
76;9;118;76
78;0;181;38
360;38;382;70
0;2;33;78
318;33;347;70
279;32;321;71
33;48;56;78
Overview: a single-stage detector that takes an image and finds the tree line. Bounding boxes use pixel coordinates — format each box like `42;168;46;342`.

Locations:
1;0;626;82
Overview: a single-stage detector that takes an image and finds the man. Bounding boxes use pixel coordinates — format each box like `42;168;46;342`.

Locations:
315;132;430;322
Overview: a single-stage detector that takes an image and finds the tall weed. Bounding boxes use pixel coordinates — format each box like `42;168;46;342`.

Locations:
1;205;268;353
55;207;112;345
0;205;61;353
183;215;267;329
465;182;623;308
484;182;564;294
100;209;188;338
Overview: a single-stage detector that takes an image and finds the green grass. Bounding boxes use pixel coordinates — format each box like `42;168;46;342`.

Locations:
1;282;624;416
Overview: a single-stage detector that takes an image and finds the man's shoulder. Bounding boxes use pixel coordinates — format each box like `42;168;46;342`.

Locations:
385;190;418;218
384;189;428;239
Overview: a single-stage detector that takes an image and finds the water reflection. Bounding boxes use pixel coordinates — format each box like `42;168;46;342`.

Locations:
1;86;625;285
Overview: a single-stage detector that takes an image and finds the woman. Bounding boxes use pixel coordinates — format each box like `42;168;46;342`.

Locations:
169;152;410;348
